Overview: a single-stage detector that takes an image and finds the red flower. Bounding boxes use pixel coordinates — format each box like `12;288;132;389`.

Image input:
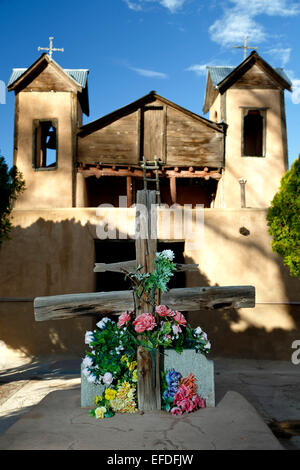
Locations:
155;305;173;317
117;311;132;328
132;313;157;333
170;406;183;415
172;311;187;326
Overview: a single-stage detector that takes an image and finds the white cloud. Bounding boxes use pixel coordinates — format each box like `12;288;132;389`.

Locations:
291;79;300;104
129;66;168;78
267;48;292;66
209;0;300;46
185;64;208;76
123;0;186;13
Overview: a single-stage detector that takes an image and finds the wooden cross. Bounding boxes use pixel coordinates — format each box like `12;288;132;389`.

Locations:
34;190;255;411
233;35;258;60
38;37;64;60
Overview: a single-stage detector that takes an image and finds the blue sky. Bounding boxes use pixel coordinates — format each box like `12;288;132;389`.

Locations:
0;0;299;169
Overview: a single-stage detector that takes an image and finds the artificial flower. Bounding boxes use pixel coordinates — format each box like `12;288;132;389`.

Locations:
117;311;132;328
132;313;157;333
170;406;183;415
96;317;112;330
105;388;117;400
172;311;187;326
102;372;113;385
84;331;94;345
82;355;94;368
155;305;173;317
95;406;107;419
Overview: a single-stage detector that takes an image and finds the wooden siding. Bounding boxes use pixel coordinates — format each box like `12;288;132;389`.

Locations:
166;106;223;167
232;64;280;90
77;112;139;164
77;98;223;168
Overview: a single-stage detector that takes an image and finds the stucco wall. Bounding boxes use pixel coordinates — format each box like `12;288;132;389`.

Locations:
221;88;287;208
14;91;75;209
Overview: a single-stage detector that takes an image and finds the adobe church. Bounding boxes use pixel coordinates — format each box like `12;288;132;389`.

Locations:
1;47;299;360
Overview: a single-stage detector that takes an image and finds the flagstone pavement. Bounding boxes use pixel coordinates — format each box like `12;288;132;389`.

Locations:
0;356;299;450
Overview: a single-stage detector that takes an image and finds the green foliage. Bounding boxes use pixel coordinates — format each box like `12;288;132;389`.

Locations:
0;156;25;246
266;156;300;278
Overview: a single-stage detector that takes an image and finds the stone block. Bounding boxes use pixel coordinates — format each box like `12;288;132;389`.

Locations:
163;349;215;407
81;364;105;408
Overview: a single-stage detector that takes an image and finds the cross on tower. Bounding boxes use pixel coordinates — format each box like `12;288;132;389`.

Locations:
233;35;258;60
38;36;64;60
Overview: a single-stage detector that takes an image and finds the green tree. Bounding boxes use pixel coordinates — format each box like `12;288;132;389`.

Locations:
0;156;25;247
266;156;300;278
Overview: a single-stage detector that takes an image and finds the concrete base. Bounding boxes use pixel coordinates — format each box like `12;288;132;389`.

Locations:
0;387;282;450
81;350;215;408
164;349;215;407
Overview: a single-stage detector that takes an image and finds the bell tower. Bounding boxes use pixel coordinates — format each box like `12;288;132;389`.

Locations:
7;53;89;208
203;52;292;208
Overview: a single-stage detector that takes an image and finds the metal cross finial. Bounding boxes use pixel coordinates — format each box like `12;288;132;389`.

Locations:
38;37;64;60
233;35;258;60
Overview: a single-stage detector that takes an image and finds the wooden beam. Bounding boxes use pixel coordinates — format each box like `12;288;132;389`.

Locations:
93;261;199;273
34;285;255;322
127;176;132;207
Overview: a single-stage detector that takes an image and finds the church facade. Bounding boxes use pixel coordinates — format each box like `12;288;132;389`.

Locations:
0;51;299;360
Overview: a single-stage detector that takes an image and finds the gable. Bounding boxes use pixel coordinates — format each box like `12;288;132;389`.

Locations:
22;62;80;93
77;94;225;168
232;63;283;90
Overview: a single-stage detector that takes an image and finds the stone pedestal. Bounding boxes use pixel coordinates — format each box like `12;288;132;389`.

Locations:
163;349;215;407
81;350;215;408
81;364;105;408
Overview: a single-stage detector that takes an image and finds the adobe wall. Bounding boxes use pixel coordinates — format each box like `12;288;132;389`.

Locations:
222;88;288;209
0;207;299;360
14;91;75;209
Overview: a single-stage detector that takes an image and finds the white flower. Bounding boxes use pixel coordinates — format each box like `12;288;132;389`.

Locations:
86;373;97;384
85;331;94;345
194;326;202;336
102;372;113;385
156;250;175;261
201;332;208;341
204;341;211;350
96;317;112;329
82;356;94;368
82;367;90;377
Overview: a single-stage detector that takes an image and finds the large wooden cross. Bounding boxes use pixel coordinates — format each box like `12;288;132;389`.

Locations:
34;190;255;411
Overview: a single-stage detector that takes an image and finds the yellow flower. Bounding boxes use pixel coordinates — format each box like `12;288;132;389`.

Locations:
128;360;137;371
105;388;117;400
95;406;106;419
132;369;138;382
120;355;129;364
94;395;103;405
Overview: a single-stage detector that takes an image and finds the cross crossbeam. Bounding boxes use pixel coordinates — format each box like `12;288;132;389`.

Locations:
38;36;64;60
233;35;258;60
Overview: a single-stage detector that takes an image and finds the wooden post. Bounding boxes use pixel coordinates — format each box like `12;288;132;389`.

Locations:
135;190;161;411
239;178;247;208
170;177;177;205
127;176;133;208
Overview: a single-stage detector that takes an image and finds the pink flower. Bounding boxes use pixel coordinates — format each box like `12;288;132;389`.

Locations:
172;311;187;326
170;406;183;415
173;384;190;403
117;311;132;328
192;394;206;410
132;313;157;333
155;305;173;317
177;398;194;413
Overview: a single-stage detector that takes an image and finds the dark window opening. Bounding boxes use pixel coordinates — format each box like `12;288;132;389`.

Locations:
243;110;264;157
34;120;57;168
94;240;185;293
86;176;126;207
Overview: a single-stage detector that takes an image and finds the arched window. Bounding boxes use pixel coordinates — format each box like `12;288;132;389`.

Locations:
242;109;266;157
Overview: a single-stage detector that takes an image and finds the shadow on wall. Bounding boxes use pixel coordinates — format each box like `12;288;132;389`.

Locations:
0;215;299;360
